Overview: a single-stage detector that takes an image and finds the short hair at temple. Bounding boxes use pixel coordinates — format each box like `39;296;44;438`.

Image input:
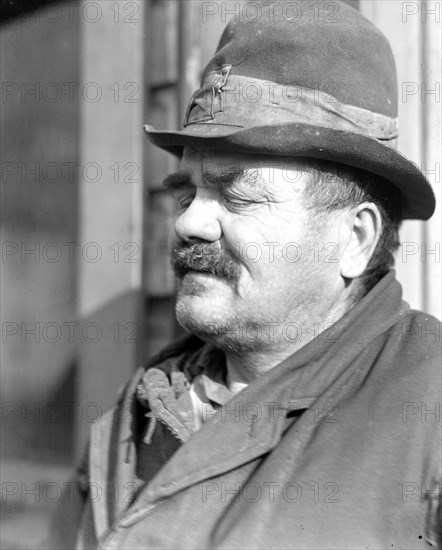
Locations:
301;160;402;296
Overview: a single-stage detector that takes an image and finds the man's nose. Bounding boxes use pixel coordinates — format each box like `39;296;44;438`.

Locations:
173;196;222;243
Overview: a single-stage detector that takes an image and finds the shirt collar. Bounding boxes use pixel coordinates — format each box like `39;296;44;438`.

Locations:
188;344;234;406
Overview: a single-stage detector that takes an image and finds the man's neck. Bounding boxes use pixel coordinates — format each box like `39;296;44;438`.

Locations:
224;292;356;391
225;348;297;391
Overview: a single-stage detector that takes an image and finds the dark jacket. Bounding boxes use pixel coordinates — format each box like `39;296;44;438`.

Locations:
59;272;441;549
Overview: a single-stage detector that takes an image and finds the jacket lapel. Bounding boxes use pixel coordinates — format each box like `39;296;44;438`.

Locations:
140;388;311;503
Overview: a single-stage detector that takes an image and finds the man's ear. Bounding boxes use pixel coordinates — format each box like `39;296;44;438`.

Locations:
340;203;382;279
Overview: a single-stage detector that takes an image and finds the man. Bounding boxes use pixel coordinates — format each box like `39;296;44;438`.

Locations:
62;2;440;549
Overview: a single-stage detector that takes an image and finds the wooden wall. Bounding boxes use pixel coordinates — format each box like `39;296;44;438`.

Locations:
360;0;441;318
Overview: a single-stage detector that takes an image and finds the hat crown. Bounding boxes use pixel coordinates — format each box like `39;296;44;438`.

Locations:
204;0;398;117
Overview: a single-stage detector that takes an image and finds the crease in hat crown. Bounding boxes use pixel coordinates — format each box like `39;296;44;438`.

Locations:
145;0;436;221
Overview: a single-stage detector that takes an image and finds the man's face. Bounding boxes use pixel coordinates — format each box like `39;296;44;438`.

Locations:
166;148;349;352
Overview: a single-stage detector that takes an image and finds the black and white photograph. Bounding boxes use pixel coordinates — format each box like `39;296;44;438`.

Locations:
1;0;441;548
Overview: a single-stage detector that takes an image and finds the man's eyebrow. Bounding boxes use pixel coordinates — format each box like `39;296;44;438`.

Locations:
162;166;263;192
203;167;262;190
162;171;192;192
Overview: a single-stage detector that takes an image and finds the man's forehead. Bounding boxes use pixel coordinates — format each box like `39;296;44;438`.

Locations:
180;147;313;186
174;150;267;192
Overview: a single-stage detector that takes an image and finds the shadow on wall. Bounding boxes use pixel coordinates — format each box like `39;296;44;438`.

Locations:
1;287;142;550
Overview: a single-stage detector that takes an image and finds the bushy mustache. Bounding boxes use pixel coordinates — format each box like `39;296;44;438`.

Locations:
171;242;240;281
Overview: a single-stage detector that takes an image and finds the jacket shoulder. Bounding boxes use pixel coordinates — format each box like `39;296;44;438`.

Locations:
379;308;441;399
396;309;441;360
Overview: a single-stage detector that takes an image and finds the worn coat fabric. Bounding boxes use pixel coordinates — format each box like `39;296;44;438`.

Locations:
56;272;441;550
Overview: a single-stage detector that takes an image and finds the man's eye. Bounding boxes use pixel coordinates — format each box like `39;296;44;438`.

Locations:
179;198;192;207
226;199;248;209
224;196;254;211
175;193;194;209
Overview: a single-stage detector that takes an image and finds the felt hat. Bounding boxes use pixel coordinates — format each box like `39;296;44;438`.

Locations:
144;0;435;220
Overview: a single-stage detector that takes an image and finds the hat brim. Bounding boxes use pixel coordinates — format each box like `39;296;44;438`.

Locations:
145;122;435;220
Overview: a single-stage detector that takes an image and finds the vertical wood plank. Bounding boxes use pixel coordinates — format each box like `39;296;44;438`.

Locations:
0;3;80;462
178;1;203;125
421;7;441;318
76;0;145;456
144;297;178;357
144;191;176;296
142;0;180;364
145;87;180;189
360;0;428;312
148;0;179;86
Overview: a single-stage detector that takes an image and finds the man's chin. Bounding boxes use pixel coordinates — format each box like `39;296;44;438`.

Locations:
175;300;264;353
175;293;234;337
174;272;242;342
